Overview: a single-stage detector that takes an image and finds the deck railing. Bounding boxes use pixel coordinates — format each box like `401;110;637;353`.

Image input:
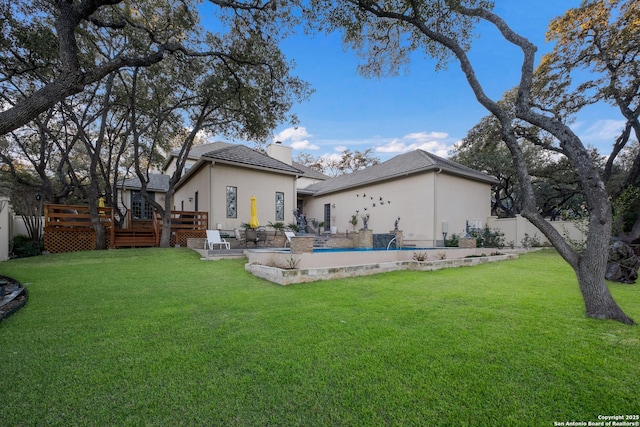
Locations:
43;204;208;252
44;203;113;231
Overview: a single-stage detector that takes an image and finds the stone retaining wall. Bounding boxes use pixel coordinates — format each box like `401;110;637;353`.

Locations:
246;253;518;285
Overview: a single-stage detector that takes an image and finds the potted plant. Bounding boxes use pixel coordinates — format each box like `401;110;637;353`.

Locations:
350;211;359;231
268;221;286;236
242;222;258;244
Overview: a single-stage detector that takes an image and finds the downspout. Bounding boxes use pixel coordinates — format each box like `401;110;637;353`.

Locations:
434;168;443;247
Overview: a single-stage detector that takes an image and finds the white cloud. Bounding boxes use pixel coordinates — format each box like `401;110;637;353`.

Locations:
273;126;319;150
375;139;411;153
320;152;342;162
374;131;452;158
574;119;625;143
404;131;449;140
290;140;320;150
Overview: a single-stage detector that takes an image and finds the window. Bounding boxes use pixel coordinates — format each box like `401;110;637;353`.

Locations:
275;192;284;221
132;191;155;220
324;203;331;231
226;186;237;218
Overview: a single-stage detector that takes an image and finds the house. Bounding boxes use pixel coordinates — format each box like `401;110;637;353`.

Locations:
120;141;496;247
298;150;498;247
171;142;317;231
119;174;170;223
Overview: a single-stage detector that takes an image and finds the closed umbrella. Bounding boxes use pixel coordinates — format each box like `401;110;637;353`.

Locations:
249;196;259;229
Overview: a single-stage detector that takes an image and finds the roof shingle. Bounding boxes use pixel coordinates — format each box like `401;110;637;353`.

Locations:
303;150;497;195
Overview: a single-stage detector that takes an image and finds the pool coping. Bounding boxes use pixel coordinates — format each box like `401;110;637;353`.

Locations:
245;253;519;285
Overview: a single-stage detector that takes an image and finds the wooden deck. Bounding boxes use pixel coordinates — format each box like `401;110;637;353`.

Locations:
44;204;207;253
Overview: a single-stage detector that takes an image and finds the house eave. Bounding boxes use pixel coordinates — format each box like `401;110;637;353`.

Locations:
200;156;301;176
306;166;497;197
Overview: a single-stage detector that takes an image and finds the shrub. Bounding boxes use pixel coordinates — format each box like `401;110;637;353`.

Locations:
521;233;542;248
444;233;459;247
470;225;505;248
435;252;447;260
11;235;43;258
412;251;428;261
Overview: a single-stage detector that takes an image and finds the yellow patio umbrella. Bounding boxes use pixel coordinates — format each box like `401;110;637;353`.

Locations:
98;196;105;215
249;196;260;228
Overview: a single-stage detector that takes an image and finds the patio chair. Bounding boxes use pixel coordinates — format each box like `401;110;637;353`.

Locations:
284;231;296;247
205;229;230;250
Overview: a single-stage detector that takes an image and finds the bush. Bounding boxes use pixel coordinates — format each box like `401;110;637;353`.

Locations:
521;233;542;249
412;251;428;261
11;235;43;258
444;233;459;247
470;225;505;248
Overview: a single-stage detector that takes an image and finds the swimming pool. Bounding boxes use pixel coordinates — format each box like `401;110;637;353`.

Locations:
244;246;520;285
312;247;433;253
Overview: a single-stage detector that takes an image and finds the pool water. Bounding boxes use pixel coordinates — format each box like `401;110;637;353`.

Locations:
312;247;434;253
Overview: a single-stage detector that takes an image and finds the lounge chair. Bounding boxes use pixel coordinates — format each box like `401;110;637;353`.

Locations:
284;231;296;247
205;230;230;250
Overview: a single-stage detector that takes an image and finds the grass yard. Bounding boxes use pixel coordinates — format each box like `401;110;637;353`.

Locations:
0;248;638;426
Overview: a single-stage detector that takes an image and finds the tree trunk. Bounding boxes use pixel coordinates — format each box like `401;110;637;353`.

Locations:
159;215;172;248
158;189;176;248
87;192;106;250
576;259;635;325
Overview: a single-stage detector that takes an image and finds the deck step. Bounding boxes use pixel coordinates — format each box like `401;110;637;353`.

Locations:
113;229;157;248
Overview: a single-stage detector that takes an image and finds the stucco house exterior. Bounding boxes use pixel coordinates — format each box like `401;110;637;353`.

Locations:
119;141;497;247
170;142;319;231
298;150;498;247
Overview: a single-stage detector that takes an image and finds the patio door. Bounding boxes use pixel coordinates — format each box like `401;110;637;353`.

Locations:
324;203;331;232
132;191;155;220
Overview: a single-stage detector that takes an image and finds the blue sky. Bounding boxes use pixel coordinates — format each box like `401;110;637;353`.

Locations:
211;2;625;162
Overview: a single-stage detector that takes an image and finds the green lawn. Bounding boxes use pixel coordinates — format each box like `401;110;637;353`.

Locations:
1;248;638;426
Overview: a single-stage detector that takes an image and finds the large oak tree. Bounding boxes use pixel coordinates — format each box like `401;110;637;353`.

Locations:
307;0;635;324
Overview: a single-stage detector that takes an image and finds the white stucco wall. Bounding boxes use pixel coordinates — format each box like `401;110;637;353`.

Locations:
435;173;493;241
487;215;586;247
302;171;492;246
301;175;428;239
174;163;297;230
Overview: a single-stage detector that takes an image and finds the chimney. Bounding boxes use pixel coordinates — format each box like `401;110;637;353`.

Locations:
266;141;292;165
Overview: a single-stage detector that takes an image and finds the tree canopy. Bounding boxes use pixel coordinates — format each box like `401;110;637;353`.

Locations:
1;0;310;248
305;0;636;324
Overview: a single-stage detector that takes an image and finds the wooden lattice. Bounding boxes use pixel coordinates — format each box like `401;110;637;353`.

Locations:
44;230;112;253
174;230;206;247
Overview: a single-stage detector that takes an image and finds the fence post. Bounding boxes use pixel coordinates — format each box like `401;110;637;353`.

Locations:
0;197;10;260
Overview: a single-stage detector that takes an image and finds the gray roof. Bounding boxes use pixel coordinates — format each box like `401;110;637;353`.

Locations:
303;150;498;195
121;174;170;192
201;144;302;175
162;141;233;171
292;161;330;180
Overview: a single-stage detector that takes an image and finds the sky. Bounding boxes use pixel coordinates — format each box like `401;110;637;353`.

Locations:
209;1;625;163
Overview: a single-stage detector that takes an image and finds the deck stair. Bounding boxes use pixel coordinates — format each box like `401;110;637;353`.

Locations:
113;221;158;248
